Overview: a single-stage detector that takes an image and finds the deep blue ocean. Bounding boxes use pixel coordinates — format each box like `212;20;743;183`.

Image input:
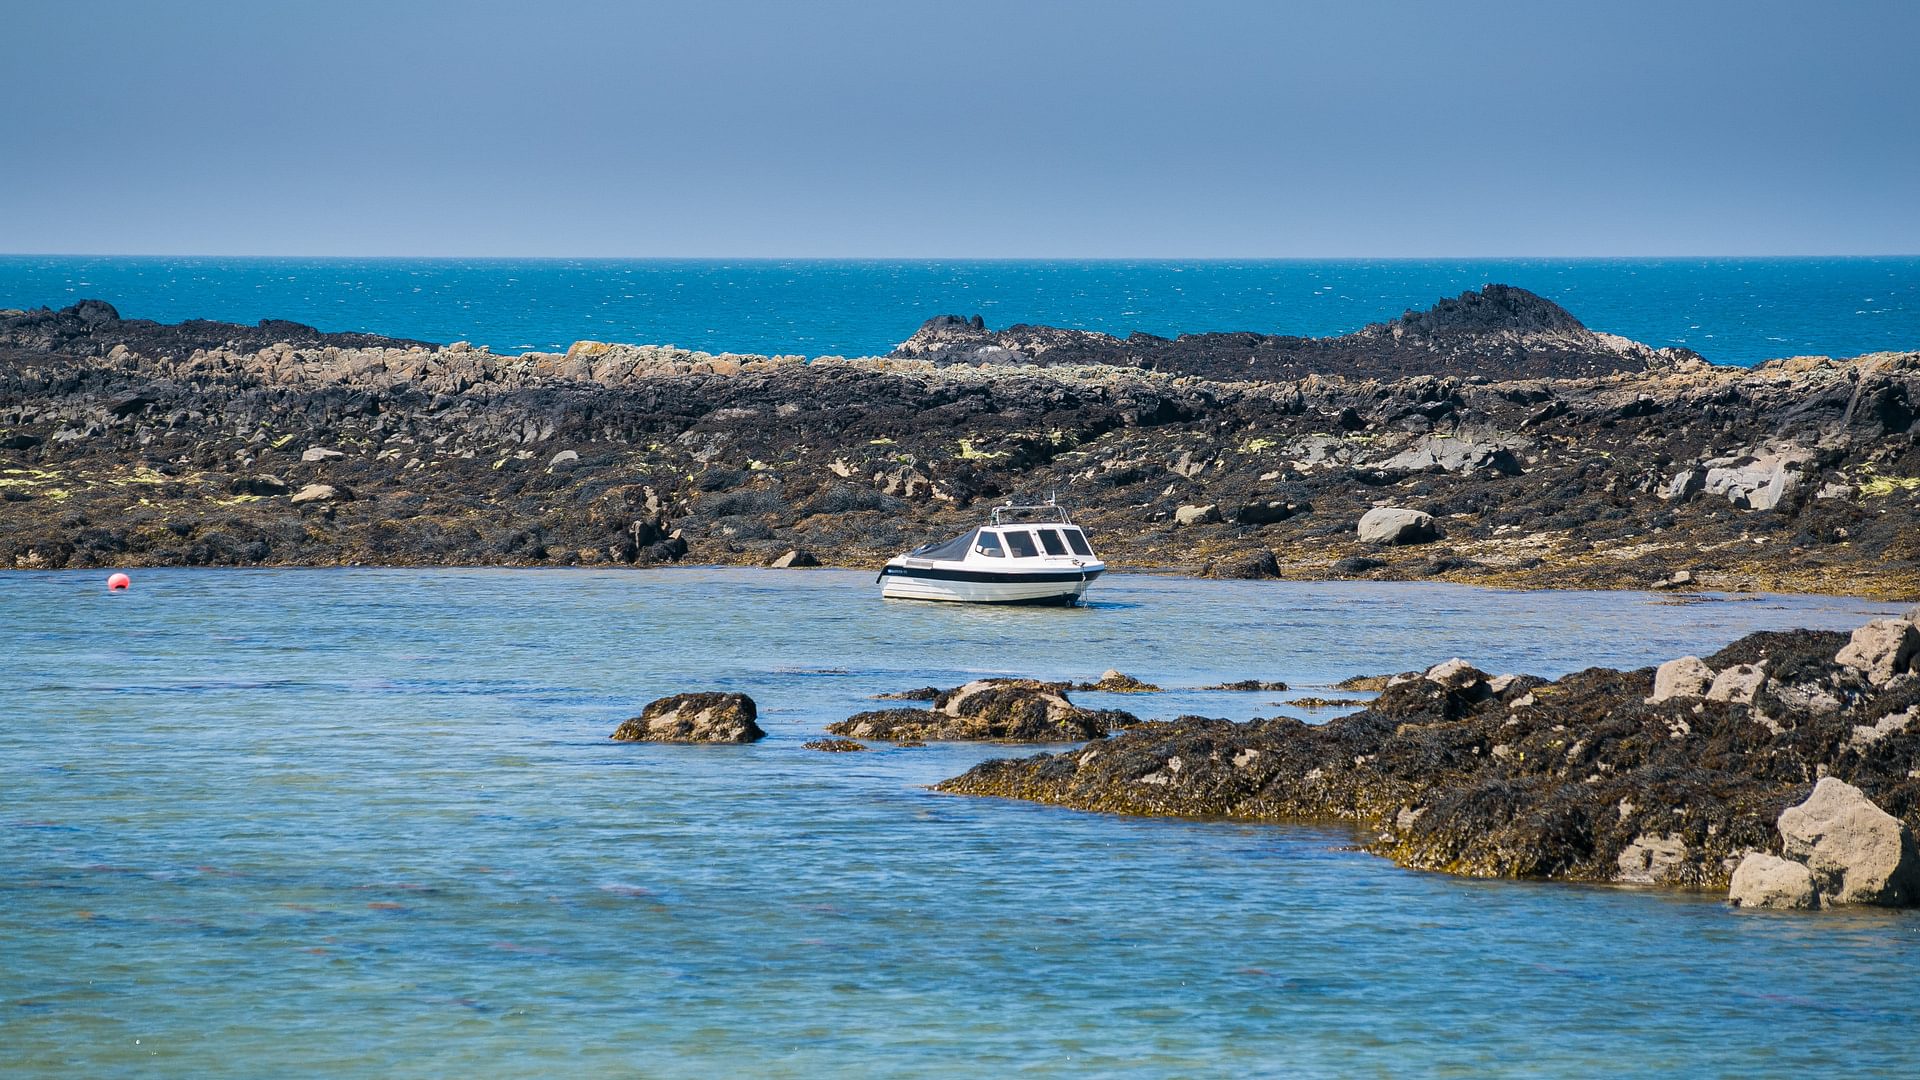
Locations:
2;255;1916;365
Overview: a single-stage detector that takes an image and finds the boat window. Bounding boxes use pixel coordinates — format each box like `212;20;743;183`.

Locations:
974;531;1005;557
1038;528;1070;556
1003;530;1040;558
1062;528;1094;557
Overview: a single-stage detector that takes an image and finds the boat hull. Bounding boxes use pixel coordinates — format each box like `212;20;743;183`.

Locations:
879;566;1102;605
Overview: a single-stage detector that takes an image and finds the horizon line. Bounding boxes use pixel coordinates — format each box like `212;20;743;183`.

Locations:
4;251;1919;263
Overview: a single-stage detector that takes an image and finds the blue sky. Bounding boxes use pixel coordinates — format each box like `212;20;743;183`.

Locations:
2;0;1915;257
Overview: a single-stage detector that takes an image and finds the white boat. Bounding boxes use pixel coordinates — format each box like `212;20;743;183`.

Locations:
879;501;1105;605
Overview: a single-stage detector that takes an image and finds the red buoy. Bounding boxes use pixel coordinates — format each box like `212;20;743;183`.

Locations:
107;572;130;591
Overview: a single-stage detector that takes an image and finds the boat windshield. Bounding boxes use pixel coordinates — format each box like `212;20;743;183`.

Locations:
1004;530;1040;558
974;531;1005;557
1062;528;1094;557
909;529;979;561
1037;529;1069;556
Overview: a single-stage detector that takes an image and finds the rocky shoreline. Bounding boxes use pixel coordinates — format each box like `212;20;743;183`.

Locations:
2;289;1915;597
934;613;1920;909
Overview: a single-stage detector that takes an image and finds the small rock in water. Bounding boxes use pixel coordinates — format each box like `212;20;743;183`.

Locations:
1075;670;1162;693
612;692;763;744
1728;853;1819;910
803;738;869;753
768;548;820;569
1200;679;1289;692
829;678;1135;743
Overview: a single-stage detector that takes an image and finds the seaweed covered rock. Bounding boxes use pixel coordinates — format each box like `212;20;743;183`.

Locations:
612;692;763;743
938;620;1920;897
828;678;1137;742
1075;670;1162;693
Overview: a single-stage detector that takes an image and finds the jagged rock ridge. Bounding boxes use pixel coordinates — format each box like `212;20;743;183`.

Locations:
890;284;1699;380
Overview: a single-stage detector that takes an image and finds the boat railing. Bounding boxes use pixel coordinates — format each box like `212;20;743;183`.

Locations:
989;501;1071;526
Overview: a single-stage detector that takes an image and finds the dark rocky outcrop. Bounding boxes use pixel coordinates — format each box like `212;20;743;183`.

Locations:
890;285;1698;381
0;300;432;357
938;618;1920;898
828;679;1138;742
611;692;763;743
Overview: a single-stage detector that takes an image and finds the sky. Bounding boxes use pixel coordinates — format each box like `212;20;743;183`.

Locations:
1;0;1916;258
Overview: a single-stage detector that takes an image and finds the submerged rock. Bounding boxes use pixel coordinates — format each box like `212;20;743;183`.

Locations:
803;738;869;752
612;692;763;744
1201;679;1290;692
829;678;1137;743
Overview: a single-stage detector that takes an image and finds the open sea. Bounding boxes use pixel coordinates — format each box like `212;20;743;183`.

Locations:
2;256;1917;365
3;568;1916;1076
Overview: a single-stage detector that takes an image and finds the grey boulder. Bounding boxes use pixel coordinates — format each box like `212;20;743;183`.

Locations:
1728;853;1819;910
1174;503;1222;526
1834;619;1919;686
1358;507;1439;545
1777;777;1918;906
1706;663;1768;705
1648;656;1715;703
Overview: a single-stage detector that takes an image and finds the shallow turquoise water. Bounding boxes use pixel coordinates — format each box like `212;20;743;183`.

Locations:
2;568;1915;1076
2;256;1915;365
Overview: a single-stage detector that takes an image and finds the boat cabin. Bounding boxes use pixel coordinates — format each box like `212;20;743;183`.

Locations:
904;502;1097;565
881;500;1104;604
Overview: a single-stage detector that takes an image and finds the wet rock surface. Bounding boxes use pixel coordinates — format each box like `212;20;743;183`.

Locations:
1;295;1915;596
937;619;1920;898
611;692;763;744
828;679;1139;743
